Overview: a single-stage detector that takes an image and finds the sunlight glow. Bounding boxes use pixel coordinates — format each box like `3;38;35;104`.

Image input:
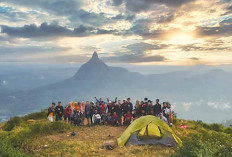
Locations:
168;33;195;45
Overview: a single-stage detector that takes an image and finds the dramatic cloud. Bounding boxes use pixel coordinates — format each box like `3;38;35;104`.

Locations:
102;42;167;63
0;45;68;55
0;0;82;16
125;42;167;51
189;57;200;61
112;0;123;6
111;0;196;12
196;18;232;37
103;54;165;63
0;0;231;64
1;22;119;38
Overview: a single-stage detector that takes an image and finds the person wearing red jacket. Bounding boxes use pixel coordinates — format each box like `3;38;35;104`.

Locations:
123;111;132;126
64;104;73;124
112;112;119;126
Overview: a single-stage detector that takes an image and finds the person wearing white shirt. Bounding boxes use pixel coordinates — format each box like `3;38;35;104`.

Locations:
92;110;101;125
165;103;172;127
159;113;168;124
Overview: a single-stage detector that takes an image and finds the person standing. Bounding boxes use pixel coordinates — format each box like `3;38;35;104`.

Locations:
147;101;154;115
72;109;82;126
64;103;72;124
85;101;91;126
154;99;162;116
120;99;127;124
140;101;147;116
126;98;133;114
89;101;95;125
116;100;122;125
75;102;80;111
80;101;86;126
55;101;64;121
107;101;113;115
162;102;167;118
135;100;140;110
95;102;101;114
48;102;55;122
165;103;172;127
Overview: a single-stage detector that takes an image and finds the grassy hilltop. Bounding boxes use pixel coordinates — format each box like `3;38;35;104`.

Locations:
0;110;232;157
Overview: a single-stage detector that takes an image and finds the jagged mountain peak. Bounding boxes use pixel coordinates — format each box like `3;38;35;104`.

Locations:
92;51;98;59
73;51;109;78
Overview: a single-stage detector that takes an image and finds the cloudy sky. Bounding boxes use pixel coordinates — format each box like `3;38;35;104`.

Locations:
0;0;231;65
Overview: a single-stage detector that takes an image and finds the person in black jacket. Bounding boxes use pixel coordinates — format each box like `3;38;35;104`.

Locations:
107;101;113;115
95;102;101;114
89;101;95;125
153;99;162;116
107;97;117;103
147;101;154;115
55;101;64;121
126;98;133;114
121;99;127;115
72;109;82;126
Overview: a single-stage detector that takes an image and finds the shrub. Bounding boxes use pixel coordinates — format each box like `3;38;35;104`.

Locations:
30;121;71;135
3;117;23;131
1;121;71;156
201;122;211;130
22;110;47;121
224;127;232;135
172;131;232;157
210;123;223;132
0;133;30;157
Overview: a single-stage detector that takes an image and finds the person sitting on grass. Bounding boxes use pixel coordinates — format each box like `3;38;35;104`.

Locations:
159;113;168;124
123;111;132;126
72;109;82;126
92;110;101;125
101;110;107;125
48;102;55;122
105;112;112;125
141;109;146;117
132;109;139;121
112;112;119;126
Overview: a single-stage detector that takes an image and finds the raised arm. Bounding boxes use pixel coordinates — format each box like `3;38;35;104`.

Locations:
95;97;101;104
114;97;117;103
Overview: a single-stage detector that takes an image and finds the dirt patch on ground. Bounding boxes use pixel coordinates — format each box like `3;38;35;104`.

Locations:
30;125;174;157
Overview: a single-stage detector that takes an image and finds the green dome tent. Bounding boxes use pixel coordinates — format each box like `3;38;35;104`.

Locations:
117;115;182;147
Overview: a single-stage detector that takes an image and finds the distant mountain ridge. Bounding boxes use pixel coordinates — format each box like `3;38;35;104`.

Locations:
0;52;232;123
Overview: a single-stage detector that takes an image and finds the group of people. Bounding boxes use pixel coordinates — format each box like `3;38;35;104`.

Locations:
47;97;173;127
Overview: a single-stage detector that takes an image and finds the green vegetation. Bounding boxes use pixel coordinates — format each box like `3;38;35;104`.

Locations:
0;111;232;157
